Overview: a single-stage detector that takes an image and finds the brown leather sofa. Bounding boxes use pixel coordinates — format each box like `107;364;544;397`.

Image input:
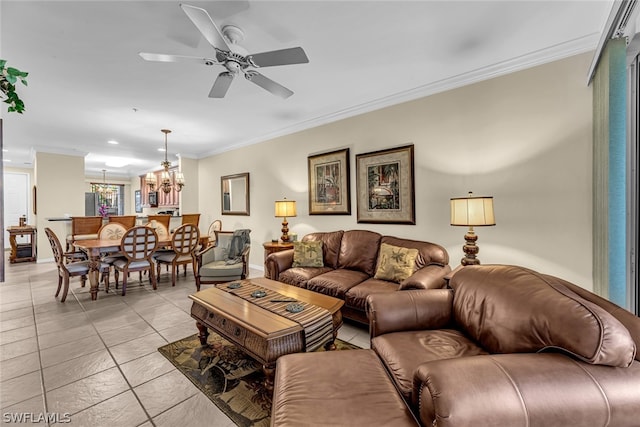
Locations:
271;265;640;427
264;230;451;324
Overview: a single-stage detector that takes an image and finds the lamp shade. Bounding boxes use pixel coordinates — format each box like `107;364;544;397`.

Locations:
145;172;156;184
450;195;495;226
275;200;297;217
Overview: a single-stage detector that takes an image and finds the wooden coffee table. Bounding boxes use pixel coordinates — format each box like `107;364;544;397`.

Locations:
189;277;344;389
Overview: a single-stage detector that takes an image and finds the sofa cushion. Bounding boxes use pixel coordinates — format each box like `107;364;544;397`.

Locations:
272;350;418;427
338;230;382;275
372;329;488;400
279;266;333;289
292;241;324;267
374;243;418;283
345;278;399;311
302;231;344;269
307;269;369;299
450;265;637;367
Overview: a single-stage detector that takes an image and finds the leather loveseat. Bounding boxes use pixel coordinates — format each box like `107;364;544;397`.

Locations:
264;230;451;324
271;265;640;427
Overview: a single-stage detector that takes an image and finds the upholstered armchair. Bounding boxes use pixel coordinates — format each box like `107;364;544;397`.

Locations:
196;230;250;291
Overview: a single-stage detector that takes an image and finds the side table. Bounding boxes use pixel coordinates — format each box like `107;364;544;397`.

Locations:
263;241;294;261
7;225;37;263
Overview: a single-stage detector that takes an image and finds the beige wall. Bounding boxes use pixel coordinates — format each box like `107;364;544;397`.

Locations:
35;152;86;261
198;52;594;290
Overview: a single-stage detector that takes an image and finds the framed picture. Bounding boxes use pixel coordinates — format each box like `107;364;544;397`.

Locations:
308;148;351;215
356;144;415;224
135;190;142;213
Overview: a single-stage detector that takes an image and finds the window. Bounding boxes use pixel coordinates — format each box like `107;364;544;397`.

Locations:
90;183;124;215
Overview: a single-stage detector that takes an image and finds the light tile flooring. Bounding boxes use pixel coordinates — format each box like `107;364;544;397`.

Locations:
0;256;370;426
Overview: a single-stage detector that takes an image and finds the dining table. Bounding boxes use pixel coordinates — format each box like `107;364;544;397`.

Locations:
74;237;171;300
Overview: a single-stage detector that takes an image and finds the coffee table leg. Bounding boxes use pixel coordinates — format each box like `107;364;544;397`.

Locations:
195;321;209;345
263;363;276;391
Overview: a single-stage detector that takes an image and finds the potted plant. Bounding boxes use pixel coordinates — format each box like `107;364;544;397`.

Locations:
0;59;28;113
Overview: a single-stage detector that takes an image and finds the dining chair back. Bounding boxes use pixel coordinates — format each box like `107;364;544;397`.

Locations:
108;215;136;228
98;223;127;240
112;226;159;295
65;216;103;262
154;224;200;287
181;213;201;227
147;214;171;231
45;227;89;302
207;219;222;247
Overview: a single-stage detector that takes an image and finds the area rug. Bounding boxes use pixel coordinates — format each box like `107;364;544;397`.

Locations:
158;332;361;427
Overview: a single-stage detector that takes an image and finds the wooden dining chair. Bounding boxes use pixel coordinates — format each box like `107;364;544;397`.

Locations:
154;224;200;287
206;219;222;248
147;214;171;231
46;227;109;302
112;226;159;296
108;215;136;228
65;216;103;262
181;213;200;227
97;223;127;279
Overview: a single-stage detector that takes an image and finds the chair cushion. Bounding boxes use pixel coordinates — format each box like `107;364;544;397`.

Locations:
66;261;90;274
292;241;324;267
374;243;418;283
155;253;192;263
450;265;637;368
372;329;488;400
199;260;243;278
113;259;152;270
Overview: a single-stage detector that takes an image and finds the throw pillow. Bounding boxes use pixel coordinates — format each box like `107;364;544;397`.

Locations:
292;241;324;267
374;243;419;283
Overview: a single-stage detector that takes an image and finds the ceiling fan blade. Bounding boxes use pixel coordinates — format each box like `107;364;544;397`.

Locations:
180;3;231;52
248;47;309;68
209;72;234;98
139;52;218;65
244;71;294;99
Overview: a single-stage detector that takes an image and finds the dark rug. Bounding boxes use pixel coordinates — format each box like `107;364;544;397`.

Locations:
158;332;361;427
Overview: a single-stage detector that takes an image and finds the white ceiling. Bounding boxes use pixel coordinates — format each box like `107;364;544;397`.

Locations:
1;0;612;179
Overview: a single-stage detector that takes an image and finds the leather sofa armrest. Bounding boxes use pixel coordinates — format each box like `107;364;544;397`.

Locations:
264;249;294;280
399;264;452;290
367;289;453;338
412;353;640;427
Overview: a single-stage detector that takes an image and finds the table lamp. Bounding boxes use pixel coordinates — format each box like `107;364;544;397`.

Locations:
450;192;495;265
275;199;297;242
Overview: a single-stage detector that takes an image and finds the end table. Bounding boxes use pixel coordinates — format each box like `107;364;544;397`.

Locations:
263;241;294;261
7;225;37;263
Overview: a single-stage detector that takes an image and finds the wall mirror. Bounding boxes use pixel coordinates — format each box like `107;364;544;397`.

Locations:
221;172;250;216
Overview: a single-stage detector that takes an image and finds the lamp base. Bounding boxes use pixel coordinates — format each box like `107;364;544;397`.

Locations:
461;230;480;266
280;218;290;242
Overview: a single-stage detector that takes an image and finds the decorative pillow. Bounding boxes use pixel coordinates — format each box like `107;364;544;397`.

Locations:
292;241;324;267
374;243;419;283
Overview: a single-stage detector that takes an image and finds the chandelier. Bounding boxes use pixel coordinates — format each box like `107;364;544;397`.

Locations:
97;169;112;197
158;129;185;194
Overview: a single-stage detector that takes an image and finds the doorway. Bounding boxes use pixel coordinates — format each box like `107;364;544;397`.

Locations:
3;172;30;249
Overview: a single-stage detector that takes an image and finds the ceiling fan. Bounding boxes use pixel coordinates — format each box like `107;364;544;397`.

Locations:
139;3;309;99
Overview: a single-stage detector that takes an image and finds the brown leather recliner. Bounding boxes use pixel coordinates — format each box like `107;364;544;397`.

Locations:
271;265;640;427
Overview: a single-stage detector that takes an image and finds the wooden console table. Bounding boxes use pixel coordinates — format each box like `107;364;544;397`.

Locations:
7;226;37;263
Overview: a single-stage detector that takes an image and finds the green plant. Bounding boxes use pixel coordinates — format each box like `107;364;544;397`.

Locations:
0;59;28;114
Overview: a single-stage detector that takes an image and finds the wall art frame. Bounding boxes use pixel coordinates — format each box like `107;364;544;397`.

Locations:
356;144;415;224
308;148;351;215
